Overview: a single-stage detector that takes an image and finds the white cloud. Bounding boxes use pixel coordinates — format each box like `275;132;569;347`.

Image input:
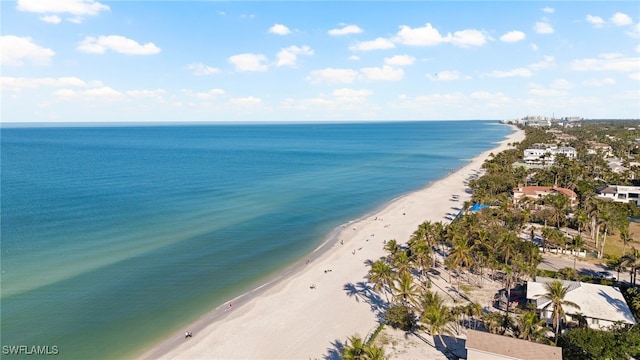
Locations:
348;55;360;61
349;37;395;51
586;15;605;28
77;35;161;55
328;25;363;36
630;73;640;81
332;88;372;102
533;22;554;34
269;24;291;35
529;55;555;70
500;30;526;43
529;83;567;96
484;68;533;78
531;43;539;51
551;79;573;90
450;29;487;47
230;96;262;106
542;7;555;13
430;70;462;81
187;63;221;76
611;12;633;26
54;86;123;100
18;0;109;23
571;55;640;72
126;89;166;100
306;68;358;84
628;24;640;39
40;15;62;24
192;89;225;100
360;65;404;81
1;76;100;91
228;53;268;72
582;78;616;87
276;45;313;67
1;35;55;66
384;54;415;66
394;23;447;46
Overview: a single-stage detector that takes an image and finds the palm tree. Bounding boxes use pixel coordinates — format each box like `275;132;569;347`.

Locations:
515;311;549;343
384;239;399;260
535;280;581;342
409;240;432;288
571;235;585;270
393;272;419;307
620;227;633;255
421;302;454;349
341;334;365;360
447;236;475;290
367;259;394;302
622;247;640;285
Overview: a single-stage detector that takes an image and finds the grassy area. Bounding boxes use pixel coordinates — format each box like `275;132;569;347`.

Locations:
603;222;640;258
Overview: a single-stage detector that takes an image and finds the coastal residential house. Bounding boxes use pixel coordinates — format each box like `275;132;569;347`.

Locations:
512;185;578;207
587;141;614;158
597;185;640;206
465;329;562;360
526;277;636;330
523;144;576;166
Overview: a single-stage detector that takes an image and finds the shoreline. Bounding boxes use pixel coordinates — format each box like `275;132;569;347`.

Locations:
138;124;525;360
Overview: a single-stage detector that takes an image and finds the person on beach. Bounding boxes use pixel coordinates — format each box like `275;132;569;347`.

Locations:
185;331;192;339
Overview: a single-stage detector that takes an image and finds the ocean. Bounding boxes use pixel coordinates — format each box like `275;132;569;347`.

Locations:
1;121;512;359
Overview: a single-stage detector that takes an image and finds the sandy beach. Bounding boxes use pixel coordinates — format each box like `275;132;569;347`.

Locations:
140;125;525;360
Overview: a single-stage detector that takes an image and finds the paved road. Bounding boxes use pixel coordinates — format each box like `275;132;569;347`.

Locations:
538;253;632;284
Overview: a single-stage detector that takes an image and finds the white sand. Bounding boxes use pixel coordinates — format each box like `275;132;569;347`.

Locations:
140;125;525;360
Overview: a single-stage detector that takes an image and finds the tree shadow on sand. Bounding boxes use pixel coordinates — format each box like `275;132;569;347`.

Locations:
343;282;388;318
324;339;344;360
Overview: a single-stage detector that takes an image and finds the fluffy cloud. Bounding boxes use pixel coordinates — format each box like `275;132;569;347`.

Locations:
349;37;395;51
332;88;372;102
1;35;55;66
276;45;313;67
1;76;101;91
500;30;526;43
529;55;556;70
450;29;487;47
192;89;225;100
306;68;358;84
394;23;486;47
533;22;554;34
77;35;161;55
430;70;462;81
582;78;616;87
360;65;404;81
384;55;415;66
228;53;268;72
586;14;605;28
54;86;123;100
611;12;633;26
551;79;574;90
394;23;447;46
186;63;221;76
629;24;640;39
528;82;568;97
40;15;62;24
484;68;533;78
328;25;363;36
269;24;291;35
17;0;109;23
571;55;640;72
230;96;262;106
542;7;555;13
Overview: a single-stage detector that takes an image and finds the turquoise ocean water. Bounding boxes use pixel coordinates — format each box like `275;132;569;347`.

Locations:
1;121;512;359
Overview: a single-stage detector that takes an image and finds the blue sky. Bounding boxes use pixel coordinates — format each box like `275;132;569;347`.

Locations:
2;1;639;123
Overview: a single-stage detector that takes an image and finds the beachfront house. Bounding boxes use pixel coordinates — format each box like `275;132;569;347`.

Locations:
465;329;562;360
597;185;640;206
526;277;636;330
522;144;576;166
512;185;578;207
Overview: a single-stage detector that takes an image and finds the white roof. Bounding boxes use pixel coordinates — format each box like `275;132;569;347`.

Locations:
526;277;636;325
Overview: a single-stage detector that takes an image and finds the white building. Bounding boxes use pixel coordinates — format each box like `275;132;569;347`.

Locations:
597;185;640;206
526;277;636;330
523;144;577;165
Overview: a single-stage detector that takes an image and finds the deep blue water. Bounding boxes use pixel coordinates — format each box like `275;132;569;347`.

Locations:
1;121;512;359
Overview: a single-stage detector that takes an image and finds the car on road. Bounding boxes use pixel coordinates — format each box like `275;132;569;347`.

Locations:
597;271;616;281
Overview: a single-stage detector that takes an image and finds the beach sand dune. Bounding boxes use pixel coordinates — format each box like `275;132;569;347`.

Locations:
140;126;525;360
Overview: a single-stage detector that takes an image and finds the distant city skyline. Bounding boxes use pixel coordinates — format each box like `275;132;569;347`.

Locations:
2;1;639;123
